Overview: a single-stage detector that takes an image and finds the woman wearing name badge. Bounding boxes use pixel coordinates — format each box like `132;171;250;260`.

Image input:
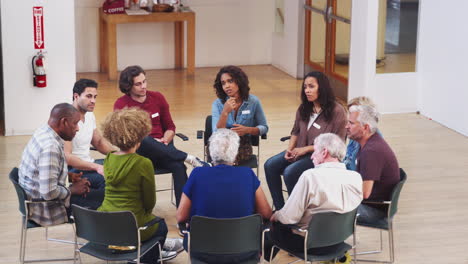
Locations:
264;71;347;210
211;65;268;166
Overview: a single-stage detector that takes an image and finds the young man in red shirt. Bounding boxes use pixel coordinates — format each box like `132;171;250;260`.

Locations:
114;65;209;208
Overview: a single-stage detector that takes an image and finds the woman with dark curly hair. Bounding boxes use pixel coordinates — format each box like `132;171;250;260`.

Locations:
211;65;268;165
264;71;347;209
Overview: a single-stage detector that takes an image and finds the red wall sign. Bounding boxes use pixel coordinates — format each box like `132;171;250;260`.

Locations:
33;6;45;49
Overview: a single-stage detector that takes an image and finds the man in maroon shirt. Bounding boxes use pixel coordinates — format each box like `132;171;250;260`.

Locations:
114;65;208;207
346;104;399;224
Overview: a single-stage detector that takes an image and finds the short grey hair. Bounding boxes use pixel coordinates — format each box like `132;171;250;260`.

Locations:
314;133;346;161
209;128;240;164
349;105;379;134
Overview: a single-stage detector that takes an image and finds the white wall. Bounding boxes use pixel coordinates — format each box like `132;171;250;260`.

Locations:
348;0;418;114
348;0;468;136
271;0;304;78
416;0;468;136
348;0;378;100
75;0;275;72
1;0;76;136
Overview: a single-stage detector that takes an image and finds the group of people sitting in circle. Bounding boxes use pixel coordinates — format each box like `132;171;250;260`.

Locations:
18;64;400;264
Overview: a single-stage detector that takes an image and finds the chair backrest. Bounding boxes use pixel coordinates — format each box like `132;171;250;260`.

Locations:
204;115;260;147
9;167;27;216
388;168;407;218
204;115;213;146
72;205;139;247
189;214;262;255
306;208;358;248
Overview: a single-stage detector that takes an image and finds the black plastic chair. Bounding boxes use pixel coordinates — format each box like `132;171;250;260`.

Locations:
72;205;165;264
270;208;358;264
356;168;407;264
278;135;293;196
9;167;77;264
197;115;267;176
184;214;266;264
154;132;189;207
154;167;177;207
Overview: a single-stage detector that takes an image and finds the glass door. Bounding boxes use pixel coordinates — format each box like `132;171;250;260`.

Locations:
304;0;351;100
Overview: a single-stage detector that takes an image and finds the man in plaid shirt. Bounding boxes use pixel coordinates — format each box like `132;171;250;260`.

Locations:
19;103;97;226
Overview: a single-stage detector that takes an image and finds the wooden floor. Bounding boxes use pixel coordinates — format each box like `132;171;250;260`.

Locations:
1;65;467;263
316;52;417;79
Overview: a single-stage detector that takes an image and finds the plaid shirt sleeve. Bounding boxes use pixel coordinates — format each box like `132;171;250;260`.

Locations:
19;125;70;226
37;143;70;201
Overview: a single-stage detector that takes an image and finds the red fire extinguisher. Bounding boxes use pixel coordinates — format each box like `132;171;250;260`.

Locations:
32;51;46;88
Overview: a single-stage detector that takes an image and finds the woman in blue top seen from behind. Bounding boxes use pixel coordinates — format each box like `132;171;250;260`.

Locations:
211;65;268;166
176;128;272;263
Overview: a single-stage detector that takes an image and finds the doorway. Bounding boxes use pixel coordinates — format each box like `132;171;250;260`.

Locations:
304;0;351;101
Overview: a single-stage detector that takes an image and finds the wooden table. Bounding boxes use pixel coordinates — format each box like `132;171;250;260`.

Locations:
99;9;195;80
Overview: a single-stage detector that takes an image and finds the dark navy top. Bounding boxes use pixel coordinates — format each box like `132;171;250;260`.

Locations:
183;164;260;219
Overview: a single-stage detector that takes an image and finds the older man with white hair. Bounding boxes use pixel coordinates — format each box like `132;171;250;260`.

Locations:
346;105;399;224
265;133;363;263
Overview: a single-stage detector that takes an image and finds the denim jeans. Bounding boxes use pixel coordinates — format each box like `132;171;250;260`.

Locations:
70;188;104;210
137;136;188;207
69;159;106;190
139;219;168;264
264;151;314;209
357;204;388;226
343;139;360;171
69;159;105;210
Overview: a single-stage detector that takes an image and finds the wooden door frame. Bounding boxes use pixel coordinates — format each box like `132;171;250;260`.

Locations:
304;0;348;85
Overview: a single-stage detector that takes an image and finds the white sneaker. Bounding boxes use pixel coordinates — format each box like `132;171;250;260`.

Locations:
163;238;183;253
128;250;177;264
186;155;211;168
159;250;178;262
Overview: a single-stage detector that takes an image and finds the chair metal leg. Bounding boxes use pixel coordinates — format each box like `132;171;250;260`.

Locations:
287;259;304;264
21;223;78;263
356;227;394;263
170;180;176;207
356;229;383;256
352;231;357;264
357;229;383;256
20;217;27;264
303;230;308;264
270;245;277;264
45;225;79;245
256;143;260;176
155;173;177;208
380;229;384;252
22;219;29;264
46;237;77;244
73;226;83;264
158;243;163;264
388;223;394;263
